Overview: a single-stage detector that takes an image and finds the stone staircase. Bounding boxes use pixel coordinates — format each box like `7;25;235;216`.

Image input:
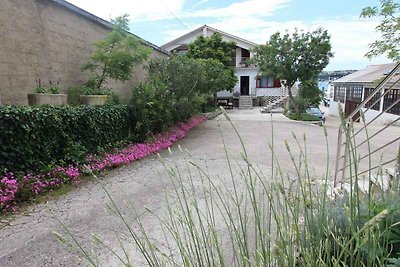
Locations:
260;96;287;113
238;96;253;109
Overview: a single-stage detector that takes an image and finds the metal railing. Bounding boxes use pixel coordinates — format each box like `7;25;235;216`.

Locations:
334;63;400;186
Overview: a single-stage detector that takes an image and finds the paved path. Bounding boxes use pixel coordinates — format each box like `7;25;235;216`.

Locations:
1;108;399;266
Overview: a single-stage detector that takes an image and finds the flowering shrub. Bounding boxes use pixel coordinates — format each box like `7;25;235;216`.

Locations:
0;173;19;211
0;115;206;212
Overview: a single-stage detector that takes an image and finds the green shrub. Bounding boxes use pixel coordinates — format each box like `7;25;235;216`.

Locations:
289;94;310;114
286;112;320;121
130;82;174;141
0;105;132;172
66;87;81;106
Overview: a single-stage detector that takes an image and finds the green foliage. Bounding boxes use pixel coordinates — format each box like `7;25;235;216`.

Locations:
146;56;237;96
67;87;82;106
131;82;175;141
48;80;61;94
186;33;237;93
0;105;132;172
298;79;325;106
361;0;400;61
286;112;319;121
34;79;61;94
187;33;236;67
252;28;333;113
81;86;111;96
130;55;233;140
82;14;151;89
289;94;310;113
306;191;400;266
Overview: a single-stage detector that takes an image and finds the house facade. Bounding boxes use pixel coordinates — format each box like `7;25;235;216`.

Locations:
161;25;284;108
329;63;400;124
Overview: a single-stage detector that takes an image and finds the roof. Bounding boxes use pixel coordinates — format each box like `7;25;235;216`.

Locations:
333;63;397;84
161;24;258;50
50;0;169;55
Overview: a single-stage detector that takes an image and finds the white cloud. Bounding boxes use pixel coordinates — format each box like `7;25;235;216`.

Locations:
67;0;185;21
185;0;291;18
191;0;209;9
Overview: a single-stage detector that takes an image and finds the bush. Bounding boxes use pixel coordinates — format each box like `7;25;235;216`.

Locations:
67;86;82;106
286;112;320;121
289;94;310;114
130;82;174;141
0;105;132;172
298;190;400;266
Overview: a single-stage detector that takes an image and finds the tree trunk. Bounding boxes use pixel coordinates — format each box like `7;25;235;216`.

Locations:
287;82;300;114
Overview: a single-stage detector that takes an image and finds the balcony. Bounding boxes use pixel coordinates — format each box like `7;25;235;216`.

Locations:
238;57;251;67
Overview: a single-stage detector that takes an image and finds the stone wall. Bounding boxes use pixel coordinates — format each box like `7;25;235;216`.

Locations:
0;0;166;105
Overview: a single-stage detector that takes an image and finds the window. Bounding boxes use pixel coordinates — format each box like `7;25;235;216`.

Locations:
383;88;400;115
333;86;346;102
347;85;363;102
257;76;274;88
364;88;380;111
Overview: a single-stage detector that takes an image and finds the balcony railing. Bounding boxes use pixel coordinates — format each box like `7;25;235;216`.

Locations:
238;57;251;67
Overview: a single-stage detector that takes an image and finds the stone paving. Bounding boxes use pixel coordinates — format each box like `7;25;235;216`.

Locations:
1;108;399;266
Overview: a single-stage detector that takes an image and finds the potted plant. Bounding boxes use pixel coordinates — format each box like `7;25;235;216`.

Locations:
79;15;150;106
28;79;67;106
78;78;110;106
79;87;110;106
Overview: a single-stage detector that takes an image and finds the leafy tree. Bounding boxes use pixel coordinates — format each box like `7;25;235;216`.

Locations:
131;55;237;130
83;14;151;89
146;56;236;99
298;79;325;106
186;33;238;98
199;59;238;95
187;33;236;67
252;28;333;113
361;0;400;61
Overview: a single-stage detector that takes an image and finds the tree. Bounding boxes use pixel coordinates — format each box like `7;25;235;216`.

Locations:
146;56;236;98
252;28;333;113
186;33;238;103
187;33;236;67
298;79;325;106
131;55;237;132
361;0;400;61
83;14;151;89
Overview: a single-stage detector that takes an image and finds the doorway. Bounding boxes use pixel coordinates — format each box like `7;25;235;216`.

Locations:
240;76;250;95
345;100;360;122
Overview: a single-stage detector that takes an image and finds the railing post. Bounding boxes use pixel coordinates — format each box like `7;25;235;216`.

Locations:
334;126;343;187
396;143;400;181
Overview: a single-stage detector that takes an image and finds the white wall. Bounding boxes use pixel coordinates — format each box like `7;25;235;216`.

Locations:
329;100;345;117
234;68;258;95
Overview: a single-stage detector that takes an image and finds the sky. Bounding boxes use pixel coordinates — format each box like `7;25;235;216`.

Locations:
66;0;390;71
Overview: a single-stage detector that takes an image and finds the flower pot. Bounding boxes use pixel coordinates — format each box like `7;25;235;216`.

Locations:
27;93;67;106
79;95;108;106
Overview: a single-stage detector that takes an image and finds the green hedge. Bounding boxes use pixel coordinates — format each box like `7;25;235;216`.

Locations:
0;105;132;172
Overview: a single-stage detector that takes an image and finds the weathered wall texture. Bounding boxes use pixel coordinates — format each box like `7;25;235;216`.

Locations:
0;0;166;105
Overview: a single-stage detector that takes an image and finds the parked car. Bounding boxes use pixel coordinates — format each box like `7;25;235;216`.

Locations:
306;106;326;122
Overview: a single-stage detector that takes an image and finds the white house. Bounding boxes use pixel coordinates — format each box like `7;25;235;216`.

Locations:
161;25;285;108
329;63;400;124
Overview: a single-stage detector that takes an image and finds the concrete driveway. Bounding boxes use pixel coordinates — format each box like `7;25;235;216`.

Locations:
0;108;398;266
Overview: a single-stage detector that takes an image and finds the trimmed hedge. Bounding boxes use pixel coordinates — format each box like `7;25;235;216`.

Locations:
0;105;132;172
